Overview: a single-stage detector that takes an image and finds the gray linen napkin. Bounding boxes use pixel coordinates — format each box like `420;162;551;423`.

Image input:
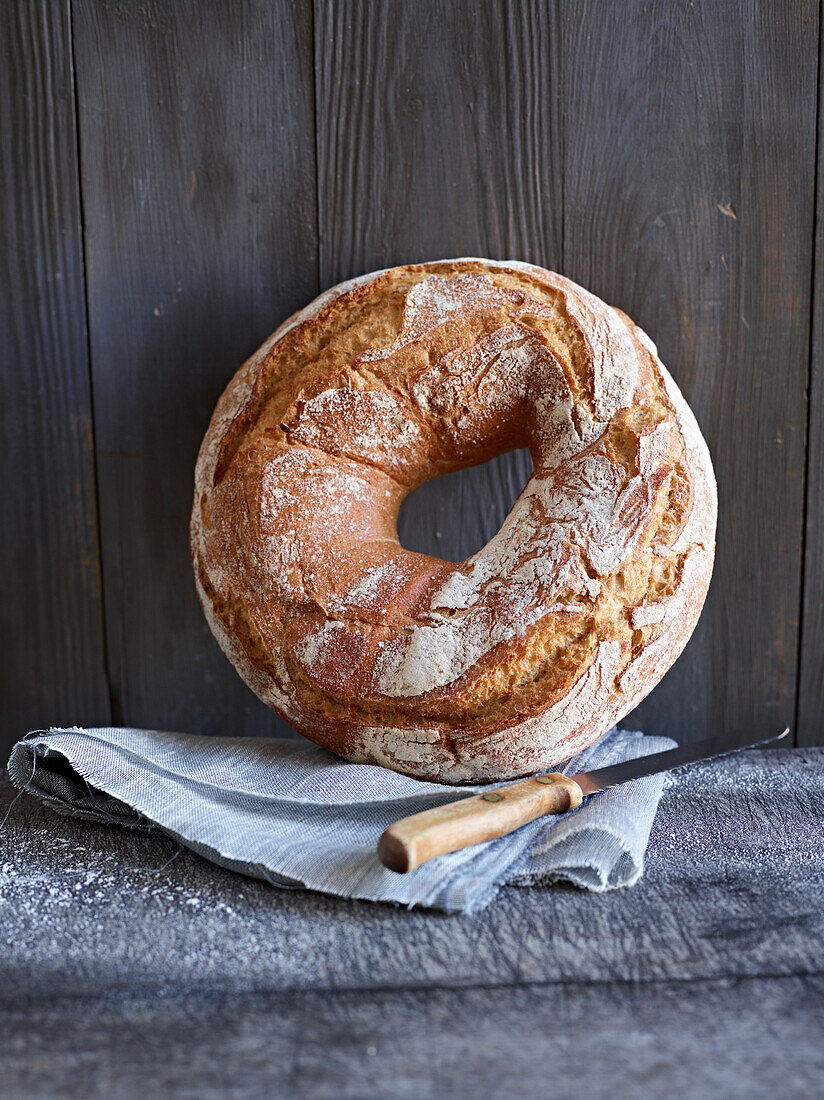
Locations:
8;725;674;913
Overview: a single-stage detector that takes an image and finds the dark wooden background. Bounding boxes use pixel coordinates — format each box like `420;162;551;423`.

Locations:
2;0;822;756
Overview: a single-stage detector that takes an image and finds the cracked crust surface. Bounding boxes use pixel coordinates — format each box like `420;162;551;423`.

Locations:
191;259;716;782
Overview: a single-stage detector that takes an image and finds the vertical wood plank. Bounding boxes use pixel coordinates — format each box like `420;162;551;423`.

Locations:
798;12;824;747
315;0;560;560
73;0;317;735
0;0;110;749
397;450;534;565
315;0;562;287
561;0;818;741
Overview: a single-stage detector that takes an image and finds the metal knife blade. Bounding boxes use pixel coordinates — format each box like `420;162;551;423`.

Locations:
378;724;792;873
572;724;790;796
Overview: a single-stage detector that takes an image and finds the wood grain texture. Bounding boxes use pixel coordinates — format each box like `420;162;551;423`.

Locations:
3;745;824;1095
4;977;823;1100
0;0;110;749
798;12;824;746
315;0;557;562
397;448;533;563
71;0;317;735
315;0;561;285
379;771;583;873
560;0;818;742
4;747;822;995
2;0;822;749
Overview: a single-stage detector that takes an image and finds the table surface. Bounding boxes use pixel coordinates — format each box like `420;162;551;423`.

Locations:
3;745;823;1099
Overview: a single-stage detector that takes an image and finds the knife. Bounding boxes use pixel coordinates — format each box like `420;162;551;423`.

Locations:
377;724;790;873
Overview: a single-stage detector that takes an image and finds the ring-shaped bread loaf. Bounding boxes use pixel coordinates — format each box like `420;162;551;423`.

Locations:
192;259;716;783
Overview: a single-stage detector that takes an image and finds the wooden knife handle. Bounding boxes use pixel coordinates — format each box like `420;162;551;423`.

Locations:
377;773;584;873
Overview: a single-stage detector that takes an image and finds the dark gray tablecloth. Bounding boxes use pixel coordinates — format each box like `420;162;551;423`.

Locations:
2;746;823;1099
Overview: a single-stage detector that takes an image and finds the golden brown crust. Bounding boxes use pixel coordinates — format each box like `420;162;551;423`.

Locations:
191;259;716;782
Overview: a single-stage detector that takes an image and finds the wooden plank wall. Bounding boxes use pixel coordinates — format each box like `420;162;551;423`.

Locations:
1;0;821;753
316;0;553;564
0;1;110;742
561;2;817;738
800;9;824;747
72;0;317;736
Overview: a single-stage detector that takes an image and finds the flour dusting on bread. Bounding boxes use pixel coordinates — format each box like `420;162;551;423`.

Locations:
191;259;716;782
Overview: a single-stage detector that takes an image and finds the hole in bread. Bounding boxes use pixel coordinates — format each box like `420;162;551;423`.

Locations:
397;448;533;562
